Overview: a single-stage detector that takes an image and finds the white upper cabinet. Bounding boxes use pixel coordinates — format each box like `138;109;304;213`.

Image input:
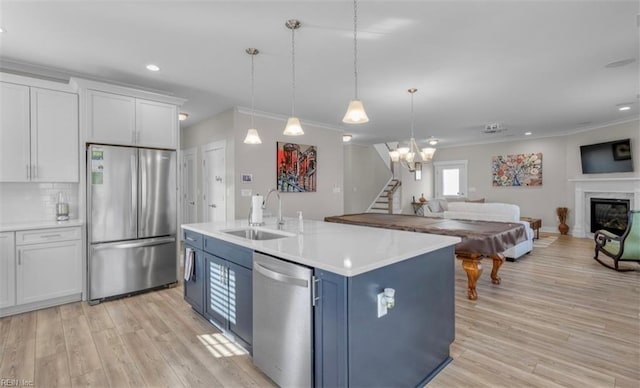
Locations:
0;82;79;182
86;89;179;149
87;90;136;145
30;87;79;182
136;99;177;149
0;83;30;182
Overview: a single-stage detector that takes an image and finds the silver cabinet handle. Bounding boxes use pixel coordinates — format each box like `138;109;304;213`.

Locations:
209;204;216;208
311;276;319;306
186;236;196;242
41;234;62;239
18;251;22;265
189;201;195;205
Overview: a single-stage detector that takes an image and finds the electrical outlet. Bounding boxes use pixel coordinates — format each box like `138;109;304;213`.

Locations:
377;292;387;318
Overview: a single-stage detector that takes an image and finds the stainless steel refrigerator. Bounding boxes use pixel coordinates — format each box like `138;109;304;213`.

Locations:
87;144;177;303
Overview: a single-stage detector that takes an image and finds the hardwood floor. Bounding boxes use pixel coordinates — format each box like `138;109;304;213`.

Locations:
0;234;638;387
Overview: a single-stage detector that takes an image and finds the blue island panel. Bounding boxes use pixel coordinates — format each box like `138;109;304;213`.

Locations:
347;245;455;387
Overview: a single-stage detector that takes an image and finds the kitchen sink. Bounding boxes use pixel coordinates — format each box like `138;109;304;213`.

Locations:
222;227;294;241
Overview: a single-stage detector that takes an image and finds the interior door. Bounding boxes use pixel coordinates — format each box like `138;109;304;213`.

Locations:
434;160;468;199
182;147;197;224
202;141;226;223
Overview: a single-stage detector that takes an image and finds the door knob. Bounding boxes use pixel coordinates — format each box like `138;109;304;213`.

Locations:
209;204;216;208
189;201;195;205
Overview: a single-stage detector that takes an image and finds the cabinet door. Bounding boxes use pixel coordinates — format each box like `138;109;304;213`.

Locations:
135;99;178;149
87;90;136;145
204;253;228;327
16;239;82;305
228;262;252;347
30;88;79;182
0;82;30;182
184;245;204;314
0;232;16;309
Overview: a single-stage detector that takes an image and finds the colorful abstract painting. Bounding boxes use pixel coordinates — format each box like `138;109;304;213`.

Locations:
277;142;317;192
492;153;542;187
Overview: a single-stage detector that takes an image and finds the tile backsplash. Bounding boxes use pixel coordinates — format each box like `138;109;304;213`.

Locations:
0;183;79;224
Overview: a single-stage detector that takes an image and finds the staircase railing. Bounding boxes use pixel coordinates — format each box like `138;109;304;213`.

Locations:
367;178;401;214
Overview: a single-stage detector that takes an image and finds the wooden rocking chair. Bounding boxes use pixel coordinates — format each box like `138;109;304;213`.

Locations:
593;210;640;271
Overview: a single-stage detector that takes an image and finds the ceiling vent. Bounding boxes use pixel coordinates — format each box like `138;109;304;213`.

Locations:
483;123;507;134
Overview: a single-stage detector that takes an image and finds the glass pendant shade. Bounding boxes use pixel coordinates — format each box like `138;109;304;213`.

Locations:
244;128;262;144
421;147;436;161
389;150;400;162
343;99;369;124
283;117;304;136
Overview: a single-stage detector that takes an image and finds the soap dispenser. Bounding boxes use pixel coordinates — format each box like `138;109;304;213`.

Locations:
297;211;304;234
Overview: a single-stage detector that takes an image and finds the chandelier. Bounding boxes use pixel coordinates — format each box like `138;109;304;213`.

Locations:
388;88;436;172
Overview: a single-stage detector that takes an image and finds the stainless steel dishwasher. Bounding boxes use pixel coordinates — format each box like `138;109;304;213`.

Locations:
253;252;313;387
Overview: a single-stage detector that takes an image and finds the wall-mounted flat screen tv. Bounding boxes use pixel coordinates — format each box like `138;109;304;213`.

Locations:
580;138;633;174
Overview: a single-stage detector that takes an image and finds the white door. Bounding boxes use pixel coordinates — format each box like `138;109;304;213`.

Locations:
0;232;16;309
30;87;79;182
202;141;226;223
181;147;197;224
0;82;30;182
434;160;468;199
16;240;82;305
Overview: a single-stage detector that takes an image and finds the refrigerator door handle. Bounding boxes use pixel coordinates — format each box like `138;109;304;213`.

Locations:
131;153;137;233
92;236;175;251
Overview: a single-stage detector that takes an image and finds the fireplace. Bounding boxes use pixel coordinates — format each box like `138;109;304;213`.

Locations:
590;198;630;234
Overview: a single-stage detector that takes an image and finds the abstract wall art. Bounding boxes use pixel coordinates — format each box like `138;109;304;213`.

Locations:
277;142;317;192
492;153;542;187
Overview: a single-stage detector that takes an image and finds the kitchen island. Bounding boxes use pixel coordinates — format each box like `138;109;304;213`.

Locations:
182;218;460;387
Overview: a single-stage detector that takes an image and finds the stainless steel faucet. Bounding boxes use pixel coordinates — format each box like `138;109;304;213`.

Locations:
263;188;285;229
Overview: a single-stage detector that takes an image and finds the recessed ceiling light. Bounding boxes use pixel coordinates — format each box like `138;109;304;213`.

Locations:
146;64;160;72
0;27;5;33
524;132;532;136
618;106;631;111
178;113;189;121
428;139;439;146
342;134;352;142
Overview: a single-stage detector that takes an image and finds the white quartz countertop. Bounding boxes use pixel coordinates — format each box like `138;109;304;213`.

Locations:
182;217;460;277
0;219;84;232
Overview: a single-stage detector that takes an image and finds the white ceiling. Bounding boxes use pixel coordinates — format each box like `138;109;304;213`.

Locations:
1;1;638;147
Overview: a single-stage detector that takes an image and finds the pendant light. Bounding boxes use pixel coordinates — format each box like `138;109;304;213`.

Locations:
389;88;436;171
243;48;262;144
343;0;369;124
283;19;304;136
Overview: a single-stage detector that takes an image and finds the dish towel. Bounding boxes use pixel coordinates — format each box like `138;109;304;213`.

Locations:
184;247;195;282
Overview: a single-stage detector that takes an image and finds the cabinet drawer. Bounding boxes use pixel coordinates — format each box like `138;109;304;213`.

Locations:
204;236;253;269
16;227;81;245
183;230;203;250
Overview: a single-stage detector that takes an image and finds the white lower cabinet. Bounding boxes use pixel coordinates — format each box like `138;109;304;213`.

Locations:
1;226;82;316
0;232;16;309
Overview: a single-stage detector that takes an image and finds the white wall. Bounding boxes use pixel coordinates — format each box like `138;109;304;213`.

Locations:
181;109;345;222
343;144;392;214
180;109;235;222
395;161;435;214
233;111;344;221
432;119;639;232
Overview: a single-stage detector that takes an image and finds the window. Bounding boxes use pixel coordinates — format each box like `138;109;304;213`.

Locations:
434;160;468;199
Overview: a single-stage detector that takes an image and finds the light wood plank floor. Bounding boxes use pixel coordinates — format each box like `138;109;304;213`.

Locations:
0;234;638;387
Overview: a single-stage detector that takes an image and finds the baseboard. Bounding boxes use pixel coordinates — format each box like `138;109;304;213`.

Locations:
1;293;82;318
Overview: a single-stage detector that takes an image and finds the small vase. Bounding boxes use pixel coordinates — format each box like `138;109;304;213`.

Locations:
558;223;569;235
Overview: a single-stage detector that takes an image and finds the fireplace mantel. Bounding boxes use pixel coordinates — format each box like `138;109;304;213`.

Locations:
570;177;640;238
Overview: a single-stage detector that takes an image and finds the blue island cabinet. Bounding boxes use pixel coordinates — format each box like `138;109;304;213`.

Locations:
183;230;205;314
203;236;253;353
314;245;456;387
